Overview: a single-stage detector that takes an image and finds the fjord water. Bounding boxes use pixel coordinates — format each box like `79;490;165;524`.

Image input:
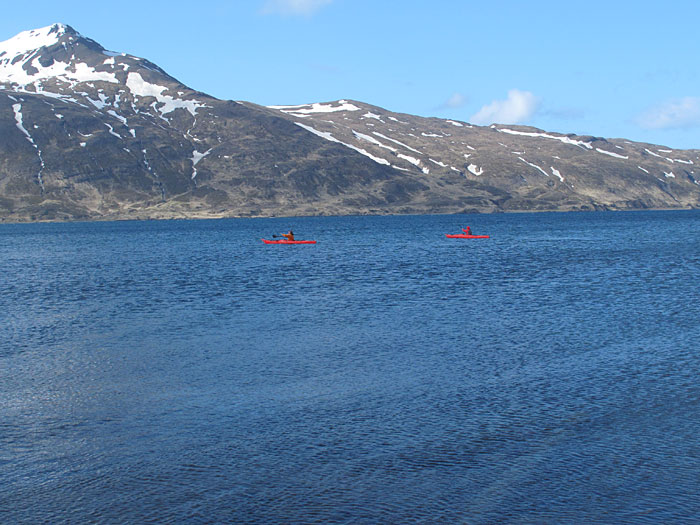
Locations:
2;211;699;523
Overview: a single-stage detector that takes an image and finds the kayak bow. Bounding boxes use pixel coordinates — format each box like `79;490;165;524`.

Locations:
262;239;317;244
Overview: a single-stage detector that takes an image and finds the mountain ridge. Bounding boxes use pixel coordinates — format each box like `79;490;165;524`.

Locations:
1;24;699;222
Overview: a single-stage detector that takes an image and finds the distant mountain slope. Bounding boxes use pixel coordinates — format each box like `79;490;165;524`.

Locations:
264;100;700;212
1;24;699;222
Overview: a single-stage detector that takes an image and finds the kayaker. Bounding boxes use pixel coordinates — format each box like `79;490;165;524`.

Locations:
281;230;295;241
462;226;472;235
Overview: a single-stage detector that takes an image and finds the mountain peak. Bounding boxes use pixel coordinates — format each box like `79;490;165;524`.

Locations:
0;24;77;58
1;23;202;124
0;23;129;89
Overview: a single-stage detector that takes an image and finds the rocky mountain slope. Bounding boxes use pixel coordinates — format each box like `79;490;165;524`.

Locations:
264;100;700;212
1;24;699;222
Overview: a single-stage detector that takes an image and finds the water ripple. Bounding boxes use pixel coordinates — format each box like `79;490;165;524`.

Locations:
1;211;700;522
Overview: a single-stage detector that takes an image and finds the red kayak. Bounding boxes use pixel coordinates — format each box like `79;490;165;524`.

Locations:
445;234;490;239
262;239;316;244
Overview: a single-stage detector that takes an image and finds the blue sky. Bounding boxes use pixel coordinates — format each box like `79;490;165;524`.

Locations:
2;0;699;149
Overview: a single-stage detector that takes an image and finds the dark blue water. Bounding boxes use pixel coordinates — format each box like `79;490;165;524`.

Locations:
2;211;699;523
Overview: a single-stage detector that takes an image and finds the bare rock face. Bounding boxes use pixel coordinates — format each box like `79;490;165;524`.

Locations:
1;24;699;222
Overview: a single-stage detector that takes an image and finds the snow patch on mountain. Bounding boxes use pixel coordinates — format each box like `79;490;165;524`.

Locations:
498;128;593;150
467;164;484;176
596;148;628;160
519;157;549;177
191;148;213;180
352;130;396;152
395;153;429;173
295;122;337;142
12;103;33;142
107;110;127;126
104;123;121;138
387;116;408;124
348;146;390;166
269;100;360;116
1;55;118;86
372;132;422;154
1;25;120;88
397;153;422;167
86;93;109;109
643;147;693;165
362;112;384;122
0;24;67;58
12;102;45;190
126;72;206;116
295;122;390;166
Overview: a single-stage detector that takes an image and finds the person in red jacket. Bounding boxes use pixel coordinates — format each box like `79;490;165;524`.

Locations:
462;226;472;235
281;230;295;241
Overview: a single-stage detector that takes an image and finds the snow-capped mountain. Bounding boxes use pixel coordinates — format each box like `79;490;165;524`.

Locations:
0;24;412;220
1;24;699;222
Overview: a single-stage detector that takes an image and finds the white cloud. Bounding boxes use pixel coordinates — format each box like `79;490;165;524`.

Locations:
470;89;540;125
637;97;700;129
261;0;333;15
439;93;467;109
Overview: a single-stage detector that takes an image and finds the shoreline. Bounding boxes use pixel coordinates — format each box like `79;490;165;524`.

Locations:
0;205;697;225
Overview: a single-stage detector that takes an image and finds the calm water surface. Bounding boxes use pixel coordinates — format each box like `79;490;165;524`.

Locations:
1;211;699;523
